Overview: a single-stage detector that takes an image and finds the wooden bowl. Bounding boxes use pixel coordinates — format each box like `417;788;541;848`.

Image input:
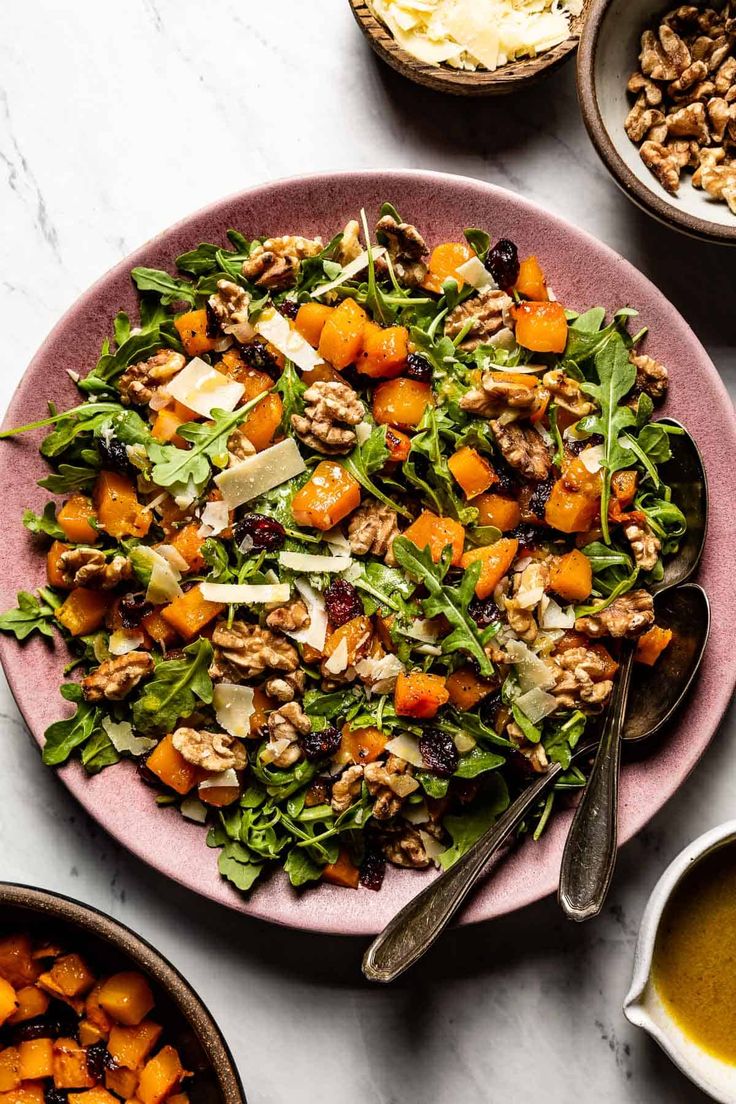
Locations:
348;0;591;94
0;882;246;1104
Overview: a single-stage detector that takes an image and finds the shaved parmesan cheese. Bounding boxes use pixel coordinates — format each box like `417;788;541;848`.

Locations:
505;638;557;692
278;550;352;573
354;421;373;445
405;618;441;642
455;255;495;289
534;422;554;448
324;526;351;555
156;544;190;573
454;732;476;753
102;717;156;756
541;598;576;630
261;737;291;765
255;308;324;371
415;643;443;656
215;439;306;508
310;247;387;298
354;653;405;696
199;768;239;790
289;579;328;652
198;499;230;537
385;733;424;768
180;796;208;823
404;801;430;825
491;358;545;372
487;327;517;350
174;479;199;510
213;683;255;739
323;637;349;675
515;585;545;610
168;357;244;417
580;444;605;473
200;582;290;604
135;545;184;605
108;629;145;656
514;686;559;724
419;829;447;866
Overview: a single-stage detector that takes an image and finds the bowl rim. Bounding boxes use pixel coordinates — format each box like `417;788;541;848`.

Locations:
348;0;587;95
0;882;246;1104
576;0;736;245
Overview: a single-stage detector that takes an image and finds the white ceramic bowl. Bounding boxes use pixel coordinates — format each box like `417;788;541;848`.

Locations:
625;821;736;1102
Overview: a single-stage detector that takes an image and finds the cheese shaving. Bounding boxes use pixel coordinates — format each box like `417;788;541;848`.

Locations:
200;582;291;605
199;768;239;791
215;438;306;508
180;796;208;823
167;357;245;417
213;683;255;739
278;550;352;573
310;247;387;298
288;579;328;653
255;308;324;371
102;717;156;756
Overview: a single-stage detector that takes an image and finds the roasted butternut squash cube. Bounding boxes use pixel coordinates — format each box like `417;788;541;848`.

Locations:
39;954;95;1000
68;1090;119;1104
105;1067;140;1100
0;981;18;1027
317;299;368;370
57;495;99;545
0;1049;20;1094
18;1040;53;1081
322;849;360;889
337;724;387;766
460;538;519;600
108;1022;163;1071
174;310;218;357
291;462;361;531
53;1039;94;1089
549;549;593;602
160;586;225;641
136;1046;186;1104
446;666;497;711
474;493;521;532
403;510;465;567
97;973;155;1028
372;378;433;428
94;472;151;541
55;589;109;638
7;988;48;1027
448;447;496;500
146;735;201;796
0;937;39;989
394;671;449;719
635;624;673;667
0;1083;45;1104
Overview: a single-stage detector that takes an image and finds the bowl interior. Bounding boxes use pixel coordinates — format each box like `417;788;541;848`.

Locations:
0;887;243;1104
590;0;736;233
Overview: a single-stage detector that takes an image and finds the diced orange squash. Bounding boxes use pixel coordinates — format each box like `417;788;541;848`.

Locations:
108;1022;163;1071
146;736;201;796
612;469;638;508
299;361;345;387
84;985;113;1038
55;589;109;637
322;849;360;889
140;610;178;650
338;724;387;766
171;400;199;422
0;1049;20;1093
105;1068;140;1100
323;616;372;667
474;493;521;532
249;686;276;736
240;392;283;452
515;255;548;301
291;461;361;530
78;1023;104;1048
47;541;72;590
174;310;217;357
160;585;225;641
545;479;600;534
157;497;191;539
445;666;497;711
374;613;396;652
7;988;49;1026
233;366;272;403
53;1039;94;1089
136;1046;186;1104
197;781;240;807
395;671;449;719
168;1094;190;1104
168;524;205;573
295;302;334;347
0;939;38;989
97;973;155;1029
317;299;368;370
0;1085;44;1104
18;1040;53;1081
514;301;568;354
549;549;593;602
94;472;151;540
357;323;409;379
384;426;411;462
563;457;603;496
422;241;475;294
635;625;673;667
461;538;519;599
38;954;95;1000
403;510;465;567
57;496;99;544
151;408;189;449
372;378;433;428
448;447;496;500
487;370;539;390
68;1090;118;1104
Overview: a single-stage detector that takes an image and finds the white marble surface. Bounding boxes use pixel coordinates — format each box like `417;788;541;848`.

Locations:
0;2;735;1101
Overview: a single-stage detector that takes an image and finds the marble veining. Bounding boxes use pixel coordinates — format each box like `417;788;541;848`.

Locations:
0;2;734;1101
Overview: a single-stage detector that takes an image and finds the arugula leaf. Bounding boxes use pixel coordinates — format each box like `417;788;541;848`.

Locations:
0;589;60;641
0;402;123;448
464;228;490;261
81;730;121;774
341;428;411;519
79;310;179;397
284;847;324;887
38;463;99;493
438;775;509;869
42;683;102;766
511;703;541;744
274;360;306;427
392;537;492;675
303;686;363;721
404;407;477;525
621;422;673;487
131;638;213;733
454;745;505;779
348;560;417;614
131;267;197;306
543;710;586;770
217;842;265;892
23;503;64;539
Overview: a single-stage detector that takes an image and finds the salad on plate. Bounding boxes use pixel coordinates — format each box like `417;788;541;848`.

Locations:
0;203;686;895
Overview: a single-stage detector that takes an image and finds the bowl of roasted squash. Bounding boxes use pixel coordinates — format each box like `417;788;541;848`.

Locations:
0;884;245;1104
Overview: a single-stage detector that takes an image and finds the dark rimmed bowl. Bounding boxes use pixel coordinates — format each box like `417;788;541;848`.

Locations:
577;0;736;245
0;883;245;1104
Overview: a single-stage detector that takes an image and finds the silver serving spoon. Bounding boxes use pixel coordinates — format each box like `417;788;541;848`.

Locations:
558;418;708;921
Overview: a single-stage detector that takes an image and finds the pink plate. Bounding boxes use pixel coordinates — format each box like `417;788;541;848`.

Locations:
1;171;734;935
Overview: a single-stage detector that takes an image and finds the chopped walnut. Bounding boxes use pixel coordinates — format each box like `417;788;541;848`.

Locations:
290;380;365;455
347;500;400;565
209;621;299;682
171;727;246;771
226;426;257;461
207;280;253;343
694;147;736;212
460;368;538;417
628;71;664;106
364;755;419;821
629;350;669;401
336;219;362;266
382;824;431;869
59;548;132;590
715;56;736;95
265;599;310;634
261;702;310;768
263;669;306;703
666;101;710;141
81;652;153;702
118;350;186;407
550;647;614;712
575;589;655;639
623;518;662;571
625;95;666;143
445;288;514;352
707;96;732;141
668;59;709;96
543;369;595;418
331;764;364;814
490;419;551;481
375;215;429;288
508;721;550;773
640;139;683;193
241;235;323;290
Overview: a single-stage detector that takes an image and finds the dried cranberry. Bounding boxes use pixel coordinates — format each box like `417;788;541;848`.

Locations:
468;596;501;629
510;523;557;551
45;1090;68;1104
566;432;604;457
527;474;554;518
491;454;519;496
278;298;300;320
360;848;386;891
136;761;161;788
480;689;503;728
299;724;342;762
85;1042;110;1081
205;301;220;339
485;238;519;291
119;592;153;629
98;436;135;478
240;339;279;377
9;1001;79;1043
233;513;286;553
405;352;433;383
419;728;459;777
324;578;363;628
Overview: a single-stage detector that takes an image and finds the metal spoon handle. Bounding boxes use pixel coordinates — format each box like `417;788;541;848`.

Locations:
362;752;589;983
558;645;635;922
